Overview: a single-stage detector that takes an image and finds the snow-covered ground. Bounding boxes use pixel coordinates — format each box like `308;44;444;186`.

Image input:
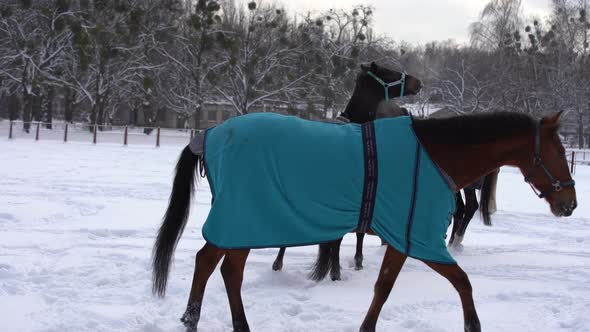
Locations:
0;139;588;332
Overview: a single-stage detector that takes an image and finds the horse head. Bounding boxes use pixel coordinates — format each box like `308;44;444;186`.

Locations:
342;62;420;123
359;62;422;99
517;112;577;217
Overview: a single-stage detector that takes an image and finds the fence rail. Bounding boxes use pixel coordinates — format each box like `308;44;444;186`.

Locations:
566;149;590;175
2;120;198;147
2;119;587;174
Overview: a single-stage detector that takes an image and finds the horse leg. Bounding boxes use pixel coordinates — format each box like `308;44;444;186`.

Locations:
272;247;286;271
182;243;224;331
449;192;466;247
456;189;479;242
220;249;251;332
354;233;365;270
330;238;343;281
359;246;407;332
309;242;332;281
423;262;481;332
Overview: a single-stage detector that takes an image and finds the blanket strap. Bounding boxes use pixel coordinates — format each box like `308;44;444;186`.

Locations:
357;122;378;233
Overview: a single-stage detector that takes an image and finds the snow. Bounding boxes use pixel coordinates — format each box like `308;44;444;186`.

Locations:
0;138;588;332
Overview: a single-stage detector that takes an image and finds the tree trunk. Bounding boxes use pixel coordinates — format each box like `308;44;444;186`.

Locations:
142;93;155;134
143;107;162;135
578;111;584;149
32;85;42;122
130;105;138;126
44;86;54;129
193;107;201;130
97;99;105;131
64;87;73;123
22;90;32;133
0;91;4;119
89;103;97;133
8;88;19;121
194;98;202;130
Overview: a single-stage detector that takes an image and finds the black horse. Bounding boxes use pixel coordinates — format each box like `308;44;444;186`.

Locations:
447;171;498;246
272;62;421;281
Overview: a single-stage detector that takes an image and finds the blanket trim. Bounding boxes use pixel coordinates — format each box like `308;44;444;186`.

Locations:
357;122;378;233
404;143;421;256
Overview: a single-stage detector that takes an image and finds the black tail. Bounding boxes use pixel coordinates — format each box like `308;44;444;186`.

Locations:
152;146;200;297
309;242;333;281
480;169;499;226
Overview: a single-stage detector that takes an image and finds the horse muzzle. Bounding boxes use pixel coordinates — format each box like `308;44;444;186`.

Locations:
551;199;577;217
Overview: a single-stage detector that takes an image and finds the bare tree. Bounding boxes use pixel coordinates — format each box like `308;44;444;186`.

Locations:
156;0;225;128
470;0;523;50
303;6;375;117
212;1;309;115
0;1;73;131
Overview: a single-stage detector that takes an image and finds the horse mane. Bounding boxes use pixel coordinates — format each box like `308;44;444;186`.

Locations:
413;112;537;145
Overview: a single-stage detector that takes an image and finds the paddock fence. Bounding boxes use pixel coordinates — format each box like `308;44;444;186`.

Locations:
2;119;587;175
1;120;197;147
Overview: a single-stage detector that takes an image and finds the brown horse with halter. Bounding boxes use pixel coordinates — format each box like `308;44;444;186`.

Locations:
152;71;576;332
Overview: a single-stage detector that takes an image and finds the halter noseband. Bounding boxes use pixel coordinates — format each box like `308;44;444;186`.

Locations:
367;71;406;101
524;120;575;199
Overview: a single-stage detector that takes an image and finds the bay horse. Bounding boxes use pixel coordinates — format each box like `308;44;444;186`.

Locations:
272;62;418;279
152;110;576;332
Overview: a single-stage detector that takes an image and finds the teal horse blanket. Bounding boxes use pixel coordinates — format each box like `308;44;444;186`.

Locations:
200;113;457;264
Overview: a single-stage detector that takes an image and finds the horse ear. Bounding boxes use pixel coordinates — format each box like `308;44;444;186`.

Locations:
370;62;378;70
543;111;563;130
360;63;370;73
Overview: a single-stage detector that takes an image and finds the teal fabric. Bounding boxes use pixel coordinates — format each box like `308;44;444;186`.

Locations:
202;113;456;264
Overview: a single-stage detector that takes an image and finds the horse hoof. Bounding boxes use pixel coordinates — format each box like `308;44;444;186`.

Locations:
464;320;481;332
181;303;200;330
354;256;363;271
330;272;341;281
272;260;283;271
232;321;251;332
181;317;197;331
359;324;375;332
449;242;464;252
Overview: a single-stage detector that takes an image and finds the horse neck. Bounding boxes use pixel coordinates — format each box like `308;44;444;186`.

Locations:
342;85;383;122
414;125;531;190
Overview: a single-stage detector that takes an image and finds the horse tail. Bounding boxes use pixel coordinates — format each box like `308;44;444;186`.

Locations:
309;242;333;281
480;169;499;226
152;145;200;297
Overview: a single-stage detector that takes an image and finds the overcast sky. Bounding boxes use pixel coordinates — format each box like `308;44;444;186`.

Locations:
280;0;552;45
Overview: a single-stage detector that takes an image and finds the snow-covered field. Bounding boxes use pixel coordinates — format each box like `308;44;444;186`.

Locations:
1;139;588;332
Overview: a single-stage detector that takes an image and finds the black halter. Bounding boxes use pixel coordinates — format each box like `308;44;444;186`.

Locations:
524;120;575;199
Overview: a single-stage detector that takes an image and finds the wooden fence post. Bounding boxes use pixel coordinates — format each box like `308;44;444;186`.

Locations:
190;129;194;141
156;127;161;147
124;126;128;146
570;151;575;174
93;125;97;144
64;124;68;142
35;122;40;141
8;121;13;139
